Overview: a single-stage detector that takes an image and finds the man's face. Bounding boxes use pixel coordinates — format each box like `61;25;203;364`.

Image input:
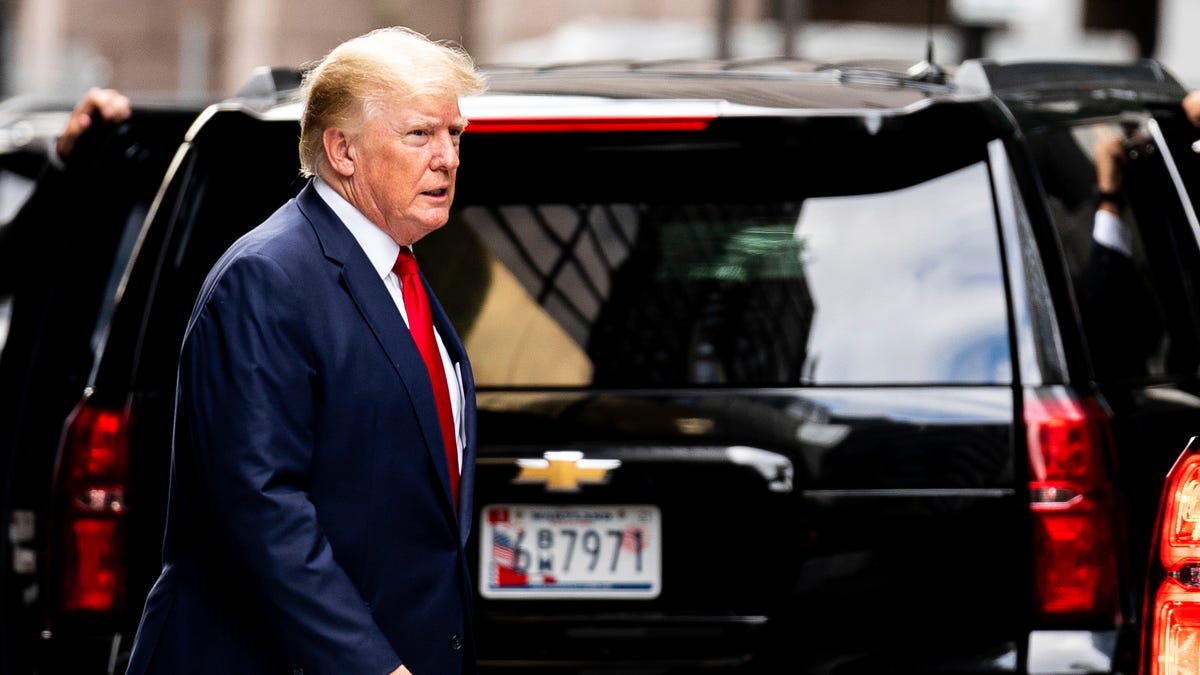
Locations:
345;94;466;245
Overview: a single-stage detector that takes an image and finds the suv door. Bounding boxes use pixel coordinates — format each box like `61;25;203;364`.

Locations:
49;110;309;673
1020;106;1200;624
0;108;197;674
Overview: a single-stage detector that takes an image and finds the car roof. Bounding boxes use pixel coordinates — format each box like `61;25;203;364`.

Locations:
957;58;1186;102
212;58;977;128
477;59;956;110
191;56;1189;140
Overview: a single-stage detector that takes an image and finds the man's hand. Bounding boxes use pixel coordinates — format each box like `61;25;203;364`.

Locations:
388;665;413;675
1183;90;1200;130
56;87;131;159
1092;126;1127;214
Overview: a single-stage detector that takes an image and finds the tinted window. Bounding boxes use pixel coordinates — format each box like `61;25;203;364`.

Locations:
151;112;1009;389
429;138;1008;387
1029;118;1200;379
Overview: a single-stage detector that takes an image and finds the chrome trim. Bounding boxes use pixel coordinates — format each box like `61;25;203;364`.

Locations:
1147;118;1200;250
476;656;753;669
726;446;792;493
483;613;768;624
803;488;1015;499
1027;630;1114;674
481;446;794;492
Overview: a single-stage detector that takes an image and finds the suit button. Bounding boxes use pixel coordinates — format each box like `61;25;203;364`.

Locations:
450;634;463;651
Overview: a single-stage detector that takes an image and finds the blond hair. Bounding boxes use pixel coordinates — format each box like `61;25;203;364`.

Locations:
298;26;487;178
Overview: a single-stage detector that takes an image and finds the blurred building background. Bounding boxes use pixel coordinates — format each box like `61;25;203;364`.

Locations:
2;0;1198;103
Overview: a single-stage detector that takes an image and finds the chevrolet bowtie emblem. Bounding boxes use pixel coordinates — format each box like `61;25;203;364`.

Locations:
514;451;621;492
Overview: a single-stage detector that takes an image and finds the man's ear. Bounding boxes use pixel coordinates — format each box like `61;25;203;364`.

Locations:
323;127;356;177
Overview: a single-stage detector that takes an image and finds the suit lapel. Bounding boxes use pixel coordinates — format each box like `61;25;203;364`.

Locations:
297;183;460;522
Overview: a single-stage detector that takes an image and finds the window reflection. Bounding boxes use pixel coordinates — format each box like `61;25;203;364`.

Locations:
799;162;1007;384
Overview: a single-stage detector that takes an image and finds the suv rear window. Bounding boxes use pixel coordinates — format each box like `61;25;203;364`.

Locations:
428;122;1009;388
146;111;1010;390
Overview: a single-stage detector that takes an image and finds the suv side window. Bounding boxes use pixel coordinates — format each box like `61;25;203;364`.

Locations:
1029;118;1200;379
431;153;1010;388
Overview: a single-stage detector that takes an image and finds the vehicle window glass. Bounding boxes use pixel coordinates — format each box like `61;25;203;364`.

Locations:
435;160;1009;387
1155;113;1200;232
1029;119;1200;380
0;169;36;226
989;139;1067;386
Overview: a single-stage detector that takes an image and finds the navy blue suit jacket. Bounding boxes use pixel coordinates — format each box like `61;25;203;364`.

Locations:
125;181;477;674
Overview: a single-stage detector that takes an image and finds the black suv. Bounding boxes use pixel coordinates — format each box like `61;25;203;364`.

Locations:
10;58;1200;674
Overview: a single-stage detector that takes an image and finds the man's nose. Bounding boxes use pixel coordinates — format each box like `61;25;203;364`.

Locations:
431;132;460;171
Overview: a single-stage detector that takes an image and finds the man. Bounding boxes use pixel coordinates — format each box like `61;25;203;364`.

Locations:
125;27;487;675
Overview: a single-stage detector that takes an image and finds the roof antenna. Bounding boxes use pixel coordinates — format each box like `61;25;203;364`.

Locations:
907;0;947;84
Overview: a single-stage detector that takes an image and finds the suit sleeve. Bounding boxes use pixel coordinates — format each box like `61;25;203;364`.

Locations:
178;251;402;674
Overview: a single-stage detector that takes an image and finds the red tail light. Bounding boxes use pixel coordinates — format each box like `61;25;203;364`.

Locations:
1024;387;1121;622
52;398;130;613
1147;441;1200;675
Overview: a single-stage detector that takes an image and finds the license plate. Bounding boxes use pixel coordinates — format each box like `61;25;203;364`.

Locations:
479;504;661;599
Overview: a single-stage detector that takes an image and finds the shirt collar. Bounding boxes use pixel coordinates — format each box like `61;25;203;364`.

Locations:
313;176;402;279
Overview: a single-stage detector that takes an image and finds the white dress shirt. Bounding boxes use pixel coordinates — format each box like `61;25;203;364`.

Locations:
313;178;464;468
1093;208;1133;258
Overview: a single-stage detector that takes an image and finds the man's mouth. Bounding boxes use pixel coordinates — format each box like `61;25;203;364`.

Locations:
423;188;449;197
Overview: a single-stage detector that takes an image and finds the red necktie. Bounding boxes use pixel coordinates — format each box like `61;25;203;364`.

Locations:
393;248;459;510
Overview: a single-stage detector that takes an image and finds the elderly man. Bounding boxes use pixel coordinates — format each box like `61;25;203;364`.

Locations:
125;27;487;675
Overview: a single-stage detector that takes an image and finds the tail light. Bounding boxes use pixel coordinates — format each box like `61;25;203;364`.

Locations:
50;396;131;614
1024;386;1122;623
1145;438;1200;675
